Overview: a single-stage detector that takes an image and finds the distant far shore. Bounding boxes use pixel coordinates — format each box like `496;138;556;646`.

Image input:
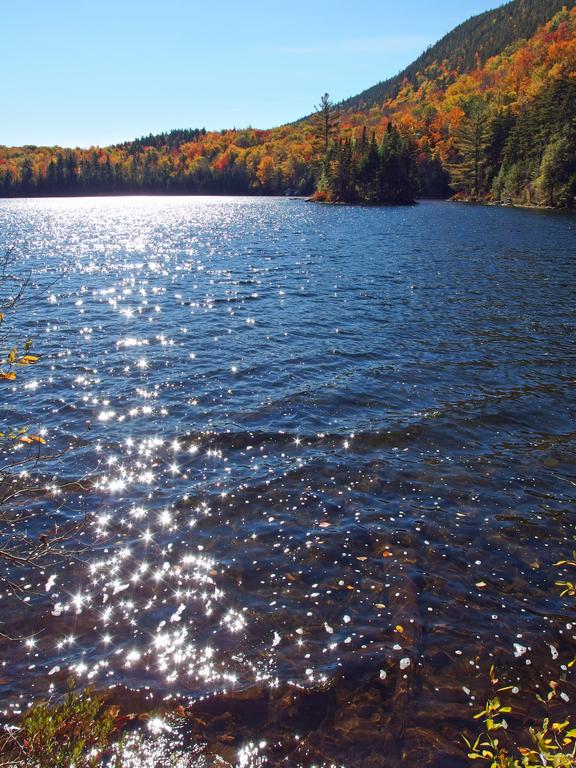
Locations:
1;193;573;212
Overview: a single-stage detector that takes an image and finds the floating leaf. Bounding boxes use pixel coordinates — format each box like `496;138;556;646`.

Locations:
0;372;16;380
356;556;368;562
17;355;40;365
20;435;46;445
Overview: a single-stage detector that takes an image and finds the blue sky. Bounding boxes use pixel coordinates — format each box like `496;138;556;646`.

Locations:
2;0;503;147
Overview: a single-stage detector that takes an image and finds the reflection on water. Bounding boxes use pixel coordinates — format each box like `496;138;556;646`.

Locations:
0;198;575;766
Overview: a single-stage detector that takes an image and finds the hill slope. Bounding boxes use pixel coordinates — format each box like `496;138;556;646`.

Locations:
341;0;573;110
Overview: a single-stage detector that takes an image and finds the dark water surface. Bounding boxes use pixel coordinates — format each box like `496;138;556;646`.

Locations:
0;198;575;766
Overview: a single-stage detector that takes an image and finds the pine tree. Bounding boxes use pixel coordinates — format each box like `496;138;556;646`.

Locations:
312;93;339;158
356;133;380;202
330;139;355;202
378;123;418;203
448;101;490;199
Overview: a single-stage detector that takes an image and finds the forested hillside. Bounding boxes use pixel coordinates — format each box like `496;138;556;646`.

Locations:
0;1;575;206
340;0;572;110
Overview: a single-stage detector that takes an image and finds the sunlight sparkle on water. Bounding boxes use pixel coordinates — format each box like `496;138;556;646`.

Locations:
3;198;574;766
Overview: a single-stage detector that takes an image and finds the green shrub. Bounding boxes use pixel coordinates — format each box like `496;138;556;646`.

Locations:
8;679;119;768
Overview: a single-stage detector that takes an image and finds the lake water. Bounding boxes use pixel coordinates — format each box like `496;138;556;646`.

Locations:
0;197;575;767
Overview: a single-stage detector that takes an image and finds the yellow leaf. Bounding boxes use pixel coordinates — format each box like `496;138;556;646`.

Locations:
16;355;40;366
0;372;16;380
19;435;46;445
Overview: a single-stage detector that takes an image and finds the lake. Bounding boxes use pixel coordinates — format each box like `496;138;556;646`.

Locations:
0;197;575;767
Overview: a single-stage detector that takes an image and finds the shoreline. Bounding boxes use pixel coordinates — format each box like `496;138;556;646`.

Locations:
0;192;573;212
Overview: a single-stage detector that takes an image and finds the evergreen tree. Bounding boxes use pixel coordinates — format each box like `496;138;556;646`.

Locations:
356;134;380;202
379;123;419;204
317;122;418;204
448;100;490;199
537;119;576;207
331;139;355;202
493;78;576;207
312;93;339;158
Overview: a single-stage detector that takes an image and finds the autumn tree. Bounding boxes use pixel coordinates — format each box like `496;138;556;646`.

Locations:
256;155;276;191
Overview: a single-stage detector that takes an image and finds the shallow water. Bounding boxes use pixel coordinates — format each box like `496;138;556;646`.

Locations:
0;197;575;766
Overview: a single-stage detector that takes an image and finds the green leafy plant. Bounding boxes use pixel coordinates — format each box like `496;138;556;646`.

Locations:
6;679;120;768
